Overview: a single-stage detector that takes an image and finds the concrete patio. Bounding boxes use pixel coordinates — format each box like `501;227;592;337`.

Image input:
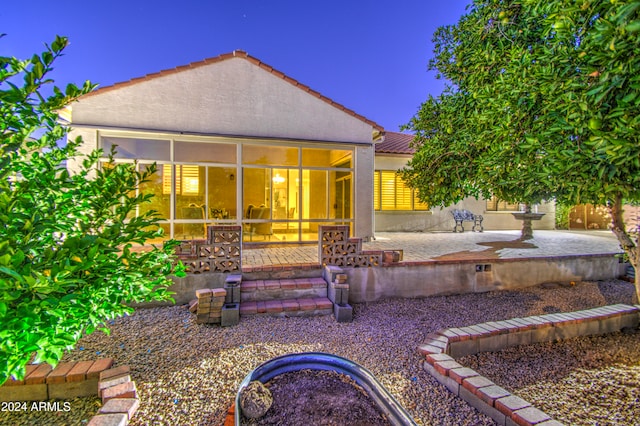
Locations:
242;230;623;267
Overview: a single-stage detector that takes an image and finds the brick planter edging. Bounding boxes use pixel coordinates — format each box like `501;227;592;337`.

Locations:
0;359;141;425
87;365;141;425
418;304;640;426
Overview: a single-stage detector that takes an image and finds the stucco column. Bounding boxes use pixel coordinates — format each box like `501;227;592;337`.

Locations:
354;144;374;241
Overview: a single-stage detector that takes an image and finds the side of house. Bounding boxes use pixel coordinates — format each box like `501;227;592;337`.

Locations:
373;132;556;233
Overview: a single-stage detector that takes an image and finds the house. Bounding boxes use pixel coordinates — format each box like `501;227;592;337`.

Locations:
66;50;383;244
373;132;556;233
66;50;555;243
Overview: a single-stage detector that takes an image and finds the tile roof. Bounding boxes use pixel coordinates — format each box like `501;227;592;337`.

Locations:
82;50;384;133
375;131;416;155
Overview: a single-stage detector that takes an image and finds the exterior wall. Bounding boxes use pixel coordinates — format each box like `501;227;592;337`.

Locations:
144;253;625;306
354;144;374;241
70;57;373;144
345;254;625;303
67;55;378;240
374;154;556;233
66;127;98;175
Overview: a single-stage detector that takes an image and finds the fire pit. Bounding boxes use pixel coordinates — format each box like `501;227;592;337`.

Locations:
235;352;417;425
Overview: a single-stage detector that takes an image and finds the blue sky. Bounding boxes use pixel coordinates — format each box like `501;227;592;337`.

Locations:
1;0;471;131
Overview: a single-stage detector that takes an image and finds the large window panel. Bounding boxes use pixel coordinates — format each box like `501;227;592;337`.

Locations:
302;170;328;219
333;171;352;219
175;141;236;163
302;148;352;167
102;137;170;161
207;167;237;219
243;168;271;219
174;223;206;240
175;165;206;219
139;163;171;220
272;169;298;220
243;145;298;166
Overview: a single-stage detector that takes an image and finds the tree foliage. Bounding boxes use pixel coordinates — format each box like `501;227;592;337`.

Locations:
403;0;640;298
0;36;184;385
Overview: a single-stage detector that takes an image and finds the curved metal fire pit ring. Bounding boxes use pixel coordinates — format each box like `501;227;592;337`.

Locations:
235;352;417;425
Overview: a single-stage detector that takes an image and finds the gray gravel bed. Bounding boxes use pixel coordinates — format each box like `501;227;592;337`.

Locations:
0;279;636;426
460;329;640;426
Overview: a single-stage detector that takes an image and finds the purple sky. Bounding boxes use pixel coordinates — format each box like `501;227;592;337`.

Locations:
1;0;470;131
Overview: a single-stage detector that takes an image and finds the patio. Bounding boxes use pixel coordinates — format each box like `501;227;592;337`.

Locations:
242;230;623;267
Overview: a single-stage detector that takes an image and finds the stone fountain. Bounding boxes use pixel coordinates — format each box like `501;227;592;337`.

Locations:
511;205;545;240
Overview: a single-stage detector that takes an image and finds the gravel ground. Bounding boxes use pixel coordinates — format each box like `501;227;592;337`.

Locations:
460;329;640;426
0;279;637;426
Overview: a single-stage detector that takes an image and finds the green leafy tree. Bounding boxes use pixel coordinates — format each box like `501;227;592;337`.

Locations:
403;0;640;299
0;36;184;385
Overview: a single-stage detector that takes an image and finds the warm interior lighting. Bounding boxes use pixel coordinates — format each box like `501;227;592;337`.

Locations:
162;165;200;195
273;173;285;184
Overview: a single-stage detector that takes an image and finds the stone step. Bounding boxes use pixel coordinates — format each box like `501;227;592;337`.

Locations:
239;297;333;317
240;277;327;302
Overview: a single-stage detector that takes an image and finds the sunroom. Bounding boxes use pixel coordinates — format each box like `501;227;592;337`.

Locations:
65;50;382;243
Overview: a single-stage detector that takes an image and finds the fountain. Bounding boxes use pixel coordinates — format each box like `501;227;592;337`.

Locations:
511;204;545;240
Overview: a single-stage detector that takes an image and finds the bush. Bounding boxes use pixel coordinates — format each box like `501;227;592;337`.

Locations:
0;35;184;385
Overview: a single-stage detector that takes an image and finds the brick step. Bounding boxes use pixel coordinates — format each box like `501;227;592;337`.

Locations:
240;278;327;302
239;297;333;317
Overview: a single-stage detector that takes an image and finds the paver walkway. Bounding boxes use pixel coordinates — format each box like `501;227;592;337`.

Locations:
242;230;623;267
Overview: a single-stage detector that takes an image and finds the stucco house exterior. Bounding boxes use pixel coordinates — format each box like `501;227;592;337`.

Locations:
66;50;383;244
66;50;555;243
374;132;556;233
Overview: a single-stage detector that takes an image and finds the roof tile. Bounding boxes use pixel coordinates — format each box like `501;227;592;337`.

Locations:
375;132;416;155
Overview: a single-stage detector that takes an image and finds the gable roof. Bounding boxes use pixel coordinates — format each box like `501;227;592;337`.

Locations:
375;131;416;155
83;50;383;133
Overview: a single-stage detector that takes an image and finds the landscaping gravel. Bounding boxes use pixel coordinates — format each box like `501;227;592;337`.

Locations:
0;279;636;426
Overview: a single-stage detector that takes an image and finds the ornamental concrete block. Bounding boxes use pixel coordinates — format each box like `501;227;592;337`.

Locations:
221;303;240;327
322;265;344;283
333;303;353;323
224;284;241;304
328;284;349;305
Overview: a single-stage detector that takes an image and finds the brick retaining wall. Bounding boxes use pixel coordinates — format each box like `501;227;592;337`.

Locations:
418;304;640;426
0;360;142;425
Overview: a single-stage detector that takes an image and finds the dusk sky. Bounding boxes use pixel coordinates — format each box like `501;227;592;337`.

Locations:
1;1;471;131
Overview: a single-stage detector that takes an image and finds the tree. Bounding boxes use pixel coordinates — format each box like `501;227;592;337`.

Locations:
403;0;640;298
0;36;184;385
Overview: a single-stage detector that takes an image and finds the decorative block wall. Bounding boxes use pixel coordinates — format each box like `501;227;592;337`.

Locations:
319;226;382;267
177;226;242;273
